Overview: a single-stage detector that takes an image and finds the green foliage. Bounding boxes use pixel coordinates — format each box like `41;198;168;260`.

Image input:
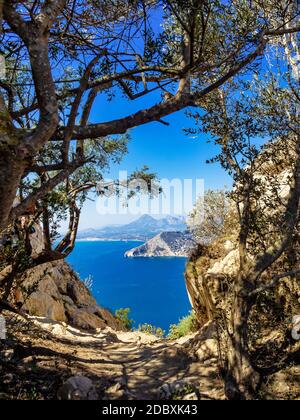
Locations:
168;311;199;339
28;133;130;241
170;383;197;400
0;239;32;273
137;323;165;338
188;189;238;244
115;308;133;331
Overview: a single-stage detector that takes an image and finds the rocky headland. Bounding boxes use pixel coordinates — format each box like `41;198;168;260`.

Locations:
125;231;196;258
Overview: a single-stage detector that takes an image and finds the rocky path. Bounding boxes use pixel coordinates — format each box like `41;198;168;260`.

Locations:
3;315;225;400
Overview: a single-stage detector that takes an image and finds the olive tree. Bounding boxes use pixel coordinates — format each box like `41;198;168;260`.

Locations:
187;189;237;244
186;23;300;398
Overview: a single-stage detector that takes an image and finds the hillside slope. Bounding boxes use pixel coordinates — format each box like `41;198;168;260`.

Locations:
77;215;186;241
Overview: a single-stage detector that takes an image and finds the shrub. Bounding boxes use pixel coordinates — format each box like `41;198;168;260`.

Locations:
168;311;199;339
115;308;133;331
137;323;165;338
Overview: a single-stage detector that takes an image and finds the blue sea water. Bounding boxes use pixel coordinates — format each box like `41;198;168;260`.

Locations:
67;241;191;332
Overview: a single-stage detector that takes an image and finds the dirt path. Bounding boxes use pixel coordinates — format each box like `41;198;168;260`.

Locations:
2;315;225;400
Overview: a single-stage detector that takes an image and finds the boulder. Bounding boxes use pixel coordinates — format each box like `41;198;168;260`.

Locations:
34;276;60;300
66;279;95;307
23;291;66;322
207;249;240;278
57;376;98;400
158;381;199;400
65;304;107;332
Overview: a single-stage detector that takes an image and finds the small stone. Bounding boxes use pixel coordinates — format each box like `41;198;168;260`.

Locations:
0;349;14;362
3;373;14;384
184;392;198;400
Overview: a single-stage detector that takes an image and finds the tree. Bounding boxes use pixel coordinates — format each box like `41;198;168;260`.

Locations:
115;307;133;330
0;141;160;311
186;17;300;398
0;0;299;235
26;135;130;258
187;189;237;244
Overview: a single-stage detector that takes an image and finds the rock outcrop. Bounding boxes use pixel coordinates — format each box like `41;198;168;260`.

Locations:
2;222;124;332
185;239;238;324
13;260;125;332
125;231;196;258
186;145;300;339
57;376;98;400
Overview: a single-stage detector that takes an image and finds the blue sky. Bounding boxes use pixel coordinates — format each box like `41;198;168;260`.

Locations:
62;5;265;231
76;88;232;230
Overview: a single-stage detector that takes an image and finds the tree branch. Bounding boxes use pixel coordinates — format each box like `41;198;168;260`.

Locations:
61;55;101;163
37;0;67;30
248;268;300;297
265;25;300;36
52;39;267;141
9;159;86;222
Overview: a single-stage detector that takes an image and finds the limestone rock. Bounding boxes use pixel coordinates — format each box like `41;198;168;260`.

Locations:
207;249;240;278
14;260;125;332
66;279;96;307
33;276;60;300
23;291;66;322
103;382;127;400
125;231;195;258
65;304;108;332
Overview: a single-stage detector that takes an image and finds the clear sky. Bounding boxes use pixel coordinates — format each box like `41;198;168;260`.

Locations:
75;87;232;230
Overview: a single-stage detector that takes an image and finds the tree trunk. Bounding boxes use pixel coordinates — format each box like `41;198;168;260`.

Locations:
0;146;26;233
225;280;260;400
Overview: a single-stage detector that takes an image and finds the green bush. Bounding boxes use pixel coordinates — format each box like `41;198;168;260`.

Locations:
115;308;133;331
168;311;199;339
137;323;165;338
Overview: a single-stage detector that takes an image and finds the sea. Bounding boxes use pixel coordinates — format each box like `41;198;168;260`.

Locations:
67;240;191;333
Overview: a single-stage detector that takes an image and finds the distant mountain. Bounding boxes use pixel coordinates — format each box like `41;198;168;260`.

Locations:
124;231;196;258
77;215;187;241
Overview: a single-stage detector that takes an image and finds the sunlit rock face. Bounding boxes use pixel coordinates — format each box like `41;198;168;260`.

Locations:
185;239;238;325
125;231;196;258
0;219;124;332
